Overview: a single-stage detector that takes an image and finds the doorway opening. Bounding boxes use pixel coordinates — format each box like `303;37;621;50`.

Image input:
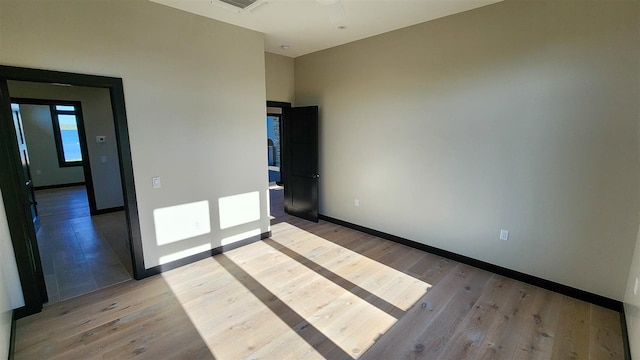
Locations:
266;101;290;224
0;65;144;317
9;89;133;304
267;113;281;185
265;101;320;224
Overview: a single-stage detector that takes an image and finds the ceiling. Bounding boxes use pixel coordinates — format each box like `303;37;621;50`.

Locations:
150;0;503;58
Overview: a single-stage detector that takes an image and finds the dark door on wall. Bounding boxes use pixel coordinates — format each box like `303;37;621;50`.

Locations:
283;106;319;222
0;88;48;316
11;103;38;224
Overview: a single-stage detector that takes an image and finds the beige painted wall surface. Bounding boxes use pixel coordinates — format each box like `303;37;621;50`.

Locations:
0;0;268;268
0;311;8;360
265;52;294;103
17;104;85;187
625;7;640;351
0;190;25;359
9;82;123;210
625;228;640;359
295;0;640;300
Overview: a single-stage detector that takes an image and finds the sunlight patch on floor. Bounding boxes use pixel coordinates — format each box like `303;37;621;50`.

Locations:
225;241;398;357
161;219;431;359
162;256;325;359
268;221;431;311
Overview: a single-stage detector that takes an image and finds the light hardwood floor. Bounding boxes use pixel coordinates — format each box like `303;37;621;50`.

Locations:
15;188;624;359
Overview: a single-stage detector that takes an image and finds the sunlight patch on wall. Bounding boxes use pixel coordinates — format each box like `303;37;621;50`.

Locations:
153;200;211;246
218;191;260;229
158;243;212;265
222;228;262;246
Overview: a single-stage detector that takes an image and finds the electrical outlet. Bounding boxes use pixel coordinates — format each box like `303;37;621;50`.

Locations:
499;229;509;241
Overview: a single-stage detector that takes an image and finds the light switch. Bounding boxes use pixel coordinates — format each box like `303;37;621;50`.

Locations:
152;176;161;189
96;136;106;143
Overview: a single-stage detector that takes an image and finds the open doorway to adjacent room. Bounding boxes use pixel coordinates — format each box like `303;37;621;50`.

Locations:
8;82;133;304
267;101;289;223
267;113;281;186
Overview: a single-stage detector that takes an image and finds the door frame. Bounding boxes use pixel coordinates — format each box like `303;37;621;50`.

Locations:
266;101;291;187
10;98;100;215
0;65;145;317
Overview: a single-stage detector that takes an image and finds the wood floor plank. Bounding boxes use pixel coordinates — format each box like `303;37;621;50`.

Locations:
415;267;493;358
360;264;491;359
267;232;422;311
233;245;399;357
17;281;211;360
263;239;409;318
408;251;457;286
474;282;539;359
15;277;170;350
435;275;516;360
510;288;563;360
551;295;592;359
244;329;323;360
206;255;354;359
589;305;624;359
384;246;430;273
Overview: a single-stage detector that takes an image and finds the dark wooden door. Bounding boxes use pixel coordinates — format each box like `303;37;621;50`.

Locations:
283;106;319;222
0;89;48;316
11;103;38;223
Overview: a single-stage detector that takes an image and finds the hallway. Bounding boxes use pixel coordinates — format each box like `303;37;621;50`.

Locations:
35;186;132;304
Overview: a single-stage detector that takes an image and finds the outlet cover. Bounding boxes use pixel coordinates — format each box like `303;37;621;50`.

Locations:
499;229;509;241
152;176;161;189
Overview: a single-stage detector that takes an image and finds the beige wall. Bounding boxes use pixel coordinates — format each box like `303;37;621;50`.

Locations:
625;17;640;353
9;82;123;210
295;0;640;300
17;104;85;187
265;52;294;104
625;229;640;359
0;0;269;268
0;190;25;359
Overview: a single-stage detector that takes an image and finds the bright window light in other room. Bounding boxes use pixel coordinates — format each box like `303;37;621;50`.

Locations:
56;114;82;162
